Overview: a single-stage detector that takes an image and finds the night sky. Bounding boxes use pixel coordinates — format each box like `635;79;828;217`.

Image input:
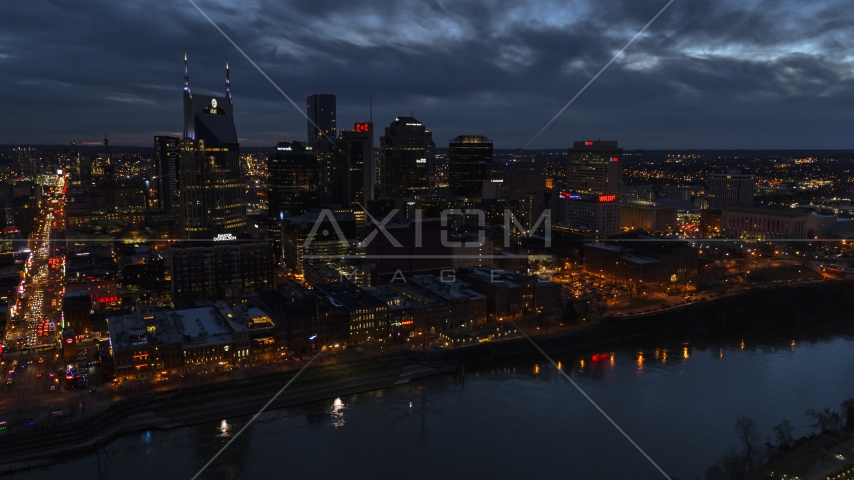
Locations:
2;0;852;149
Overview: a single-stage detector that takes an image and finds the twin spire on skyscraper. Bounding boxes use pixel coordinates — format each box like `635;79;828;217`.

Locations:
184;48;192;99
184;49;232;102
226;57;232;104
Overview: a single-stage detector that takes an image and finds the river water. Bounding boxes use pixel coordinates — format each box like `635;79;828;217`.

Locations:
10;335;854;480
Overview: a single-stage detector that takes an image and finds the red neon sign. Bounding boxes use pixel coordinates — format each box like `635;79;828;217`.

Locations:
354;123;370;133
585;141;593;146
610;157;619;162
400;320;414;325
598;195;616;202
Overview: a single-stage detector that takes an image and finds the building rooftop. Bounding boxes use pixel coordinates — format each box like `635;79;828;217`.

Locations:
651;198;699;212
723;205;808;217
163;306;234;348
214;302;276;333
587;242;623;252
314;282;386;311
63;291;91;309
408;274;486;302
462;267;521;288
363;285;417;309
108;309;183;351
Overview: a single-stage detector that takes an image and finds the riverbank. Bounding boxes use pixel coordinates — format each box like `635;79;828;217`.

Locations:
1;279;852;473
424;279;854;366
0;356;453;474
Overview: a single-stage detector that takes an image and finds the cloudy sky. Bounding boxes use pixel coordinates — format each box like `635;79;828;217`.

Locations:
1;0;852;149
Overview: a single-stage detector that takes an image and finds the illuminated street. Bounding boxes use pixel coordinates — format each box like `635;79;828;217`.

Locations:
0;173;101;422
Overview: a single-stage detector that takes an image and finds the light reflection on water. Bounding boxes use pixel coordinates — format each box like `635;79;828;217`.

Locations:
328;397;346;428
8;336;854;480
217;419;231;438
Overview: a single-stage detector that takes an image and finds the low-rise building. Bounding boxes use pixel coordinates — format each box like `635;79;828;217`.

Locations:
621;201;678;233
259;282;349;353
363;284;448;339
721;205;809;240
408;274;487;328
165;306;236;372
456;267;523;321
313;281;389;344
107;309;183;381
65;281;119;310
583;241;698;284
107;302;286;380
62;291;92;335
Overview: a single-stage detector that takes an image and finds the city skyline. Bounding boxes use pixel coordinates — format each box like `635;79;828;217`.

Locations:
2;2;854;478
2;0;853;149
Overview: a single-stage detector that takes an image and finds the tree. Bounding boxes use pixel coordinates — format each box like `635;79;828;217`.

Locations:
828;410;844;432
705;447;749;480
735;415;761;460
772;420;795;449
806;407;842;433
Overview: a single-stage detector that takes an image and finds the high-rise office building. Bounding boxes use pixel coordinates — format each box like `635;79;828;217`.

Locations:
448;135;493;196
268;141;319;221
566;140;622;195
380;116;434;199
179;53;245;238
708;170;754;209
338;122;375;209
307;94;342;205
14;148;36;177
154;135;179;214
307;93;337;142
505;161;548;200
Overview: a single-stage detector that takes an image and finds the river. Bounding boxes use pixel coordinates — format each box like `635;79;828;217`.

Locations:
10;335;854;480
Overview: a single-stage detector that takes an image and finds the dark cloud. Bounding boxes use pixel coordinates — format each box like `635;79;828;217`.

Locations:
1;0;852;148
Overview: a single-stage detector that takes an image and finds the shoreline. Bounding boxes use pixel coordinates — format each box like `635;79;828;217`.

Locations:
1;279;853;473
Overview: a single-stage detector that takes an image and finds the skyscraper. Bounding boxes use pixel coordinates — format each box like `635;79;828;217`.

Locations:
307;94;342;205
179;53;245;238
566;140;622;195
338;122;375;209
448;135;493;196
380;116;434;199
505;161;547;200
708;170;754;209
307;94;337;142
154;135;179;214
268;141;319;221
563;140;623;234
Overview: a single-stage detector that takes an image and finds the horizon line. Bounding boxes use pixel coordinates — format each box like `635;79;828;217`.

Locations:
4;143;854;152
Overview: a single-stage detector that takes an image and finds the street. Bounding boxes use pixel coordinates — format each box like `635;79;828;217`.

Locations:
0;173;103;428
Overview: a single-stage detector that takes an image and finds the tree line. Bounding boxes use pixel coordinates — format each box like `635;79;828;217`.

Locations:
705;397;854;480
